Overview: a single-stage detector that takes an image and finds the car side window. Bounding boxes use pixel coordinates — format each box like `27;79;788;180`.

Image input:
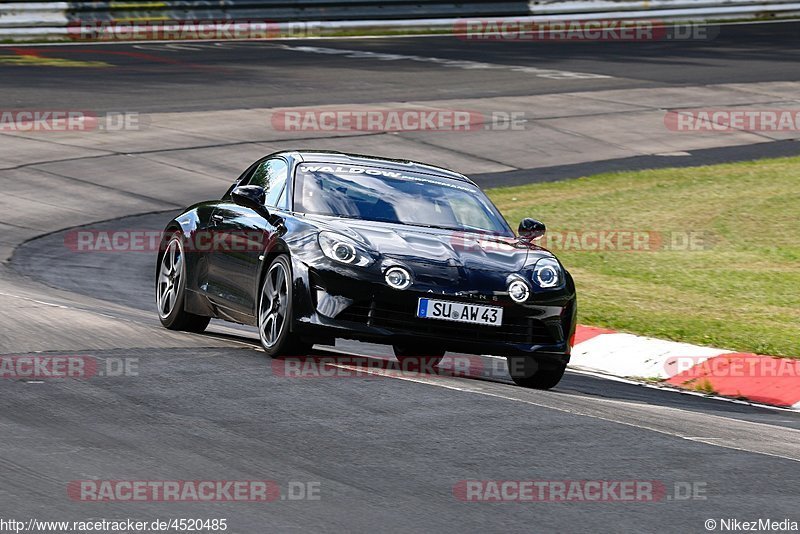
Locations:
247;158;288;208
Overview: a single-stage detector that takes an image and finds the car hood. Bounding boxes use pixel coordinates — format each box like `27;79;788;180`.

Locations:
309;216;553;272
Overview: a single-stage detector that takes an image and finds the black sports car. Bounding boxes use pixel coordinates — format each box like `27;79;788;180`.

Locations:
156;151;577;388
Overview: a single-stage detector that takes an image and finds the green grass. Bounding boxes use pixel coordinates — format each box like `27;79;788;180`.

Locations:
685;378;718;395
487;156;800;358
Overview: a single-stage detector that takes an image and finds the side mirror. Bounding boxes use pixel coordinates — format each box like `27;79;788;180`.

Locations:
518;218;546;241
232;185;270;217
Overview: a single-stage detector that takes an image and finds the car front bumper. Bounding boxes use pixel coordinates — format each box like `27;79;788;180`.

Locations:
290;257;577;363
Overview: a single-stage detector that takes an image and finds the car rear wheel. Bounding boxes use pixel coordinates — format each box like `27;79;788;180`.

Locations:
506;356;566;389
393;344;445;371
156;233;210;333
258;255;311;357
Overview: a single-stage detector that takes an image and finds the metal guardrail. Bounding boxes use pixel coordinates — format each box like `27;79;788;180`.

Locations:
65;1;532;21
1;0;798;41
0;2;68;29
528;0;800;17
531;0;797;12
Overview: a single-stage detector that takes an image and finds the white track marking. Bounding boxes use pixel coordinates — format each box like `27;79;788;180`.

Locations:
0;290;123;320
570;332;729;379
278;44;611;79
327;361;800;462
0;290;71;309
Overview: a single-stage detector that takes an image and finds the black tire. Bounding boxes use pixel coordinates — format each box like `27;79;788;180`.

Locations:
393;344;445;371
257;255;311;357
156;233;210;333
506;356;566;389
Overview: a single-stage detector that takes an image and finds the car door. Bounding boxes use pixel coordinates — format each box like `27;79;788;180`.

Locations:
205;157;289;321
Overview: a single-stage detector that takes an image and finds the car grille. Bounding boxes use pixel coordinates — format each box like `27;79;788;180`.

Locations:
336;297;557;345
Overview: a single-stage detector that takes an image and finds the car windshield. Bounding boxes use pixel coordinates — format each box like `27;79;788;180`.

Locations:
293;163;512;235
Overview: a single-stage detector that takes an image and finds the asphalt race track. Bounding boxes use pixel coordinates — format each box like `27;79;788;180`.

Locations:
3;21;800;113
1;21;800;533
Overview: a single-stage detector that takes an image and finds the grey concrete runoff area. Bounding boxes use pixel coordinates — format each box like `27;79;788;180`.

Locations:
1;21;800;533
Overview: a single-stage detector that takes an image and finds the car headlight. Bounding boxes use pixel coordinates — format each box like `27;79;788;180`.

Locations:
508;279;531;302
532;257;563;289
318;232;375;267
385;266;413;290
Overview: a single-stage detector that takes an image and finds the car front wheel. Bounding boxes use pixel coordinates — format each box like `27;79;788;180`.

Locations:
506;356;566;389
258;255;311;357
392;344;445;371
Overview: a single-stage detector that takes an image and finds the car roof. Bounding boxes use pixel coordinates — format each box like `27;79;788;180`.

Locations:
279;150;474;184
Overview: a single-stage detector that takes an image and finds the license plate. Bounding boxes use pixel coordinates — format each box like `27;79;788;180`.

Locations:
417;298;503;326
